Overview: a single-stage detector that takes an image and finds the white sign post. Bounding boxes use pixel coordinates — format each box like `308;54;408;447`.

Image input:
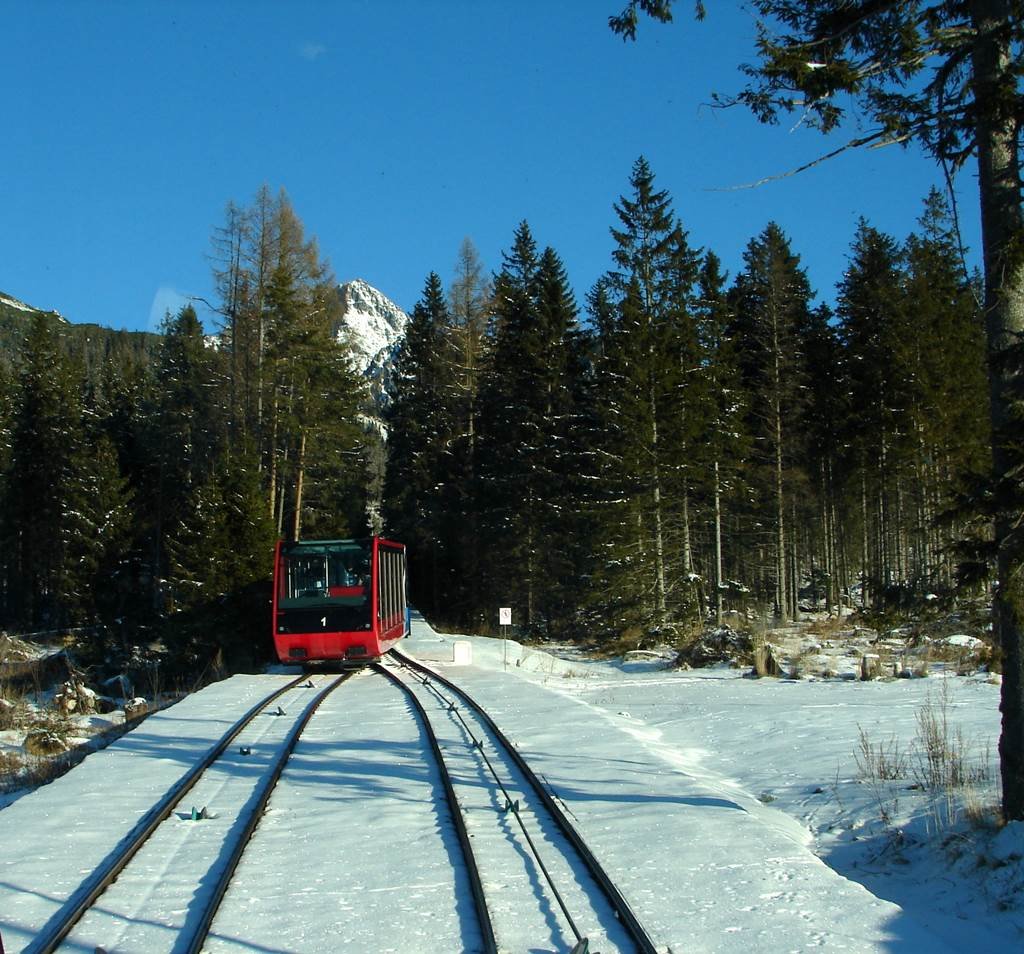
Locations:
499;607;512;670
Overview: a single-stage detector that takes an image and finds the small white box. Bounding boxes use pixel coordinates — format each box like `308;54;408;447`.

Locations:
453;641;473;665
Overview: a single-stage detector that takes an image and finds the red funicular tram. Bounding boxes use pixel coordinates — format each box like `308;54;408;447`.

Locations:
272;537;408;664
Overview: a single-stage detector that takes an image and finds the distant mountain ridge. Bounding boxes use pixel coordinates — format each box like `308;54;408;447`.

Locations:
0;282;409;409
0;289;156;374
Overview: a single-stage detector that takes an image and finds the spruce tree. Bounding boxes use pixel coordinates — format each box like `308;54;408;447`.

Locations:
62;432;134;627
798;303;849;612
165;445;277;668
476;224;587;634
4;314;87;627
0;362;14;623
694;252;750;622
901;191;990;591
384;272;459;615
592;158;696;636
608;0;1024;826
148;304;228;608
836;220;910;607
730;223;814;619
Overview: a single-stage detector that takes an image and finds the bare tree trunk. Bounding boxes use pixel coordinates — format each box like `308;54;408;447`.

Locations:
526;490;536;626
790;499;799;618
268;388;279;520
879;431;890;592
861;469;870;610
714;459;724;625
649;385;667;626
774;396;787;620
290;430;306;542
895;468;905;586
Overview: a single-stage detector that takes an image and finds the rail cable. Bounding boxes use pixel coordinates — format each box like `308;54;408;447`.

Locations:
383;657;595;954
27;672;320;954
391;647;660;954
372;662;499;954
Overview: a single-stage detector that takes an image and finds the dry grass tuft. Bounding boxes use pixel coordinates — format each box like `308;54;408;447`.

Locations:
855;727;908;781
806;616;848;638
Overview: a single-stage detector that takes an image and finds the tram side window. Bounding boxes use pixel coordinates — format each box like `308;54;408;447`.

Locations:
287;555;328;598
377;548;403;626
380;550;393;624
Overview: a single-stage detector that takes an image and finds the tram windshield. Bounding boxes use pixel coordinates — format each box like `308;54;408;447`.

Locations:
277;540;371;627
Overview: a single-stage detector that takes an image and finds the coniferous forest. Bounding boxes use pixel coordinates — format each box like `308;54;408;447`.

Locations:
0;187;371;672
386;162;990;643
0;169;993;675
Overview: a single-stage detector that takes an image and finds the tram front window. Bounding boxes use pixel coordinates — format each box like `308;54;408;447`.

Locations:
277;540;371;631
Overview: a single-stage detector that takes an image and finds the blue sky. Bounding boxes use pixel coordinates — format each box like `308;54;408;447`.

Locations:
4;1;980;332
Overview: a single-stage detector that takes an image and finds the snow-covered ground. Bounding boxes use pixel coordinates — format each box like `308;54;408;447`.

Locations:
0;615;1019;952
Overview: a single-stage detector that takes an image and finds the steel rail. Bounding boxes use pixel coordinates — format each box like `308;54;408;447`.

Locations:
391;647;660;954
394;661;589;947
185;671;353;954
372;662;499;954
28;673;314;954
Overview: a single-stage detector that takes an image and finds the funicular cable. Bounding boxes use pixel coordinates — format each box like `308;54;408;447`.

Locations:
394;659;589;953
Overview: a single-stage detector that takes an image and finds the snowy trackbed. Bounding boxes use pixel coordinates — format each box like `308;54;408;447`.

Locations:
23;673;353;952
382;649;658;953
1;615;991;952
1;658;659;953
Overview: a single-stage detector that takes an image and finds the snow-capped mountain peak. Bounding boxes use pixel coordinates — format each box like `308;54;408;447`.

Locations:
335;279;408;403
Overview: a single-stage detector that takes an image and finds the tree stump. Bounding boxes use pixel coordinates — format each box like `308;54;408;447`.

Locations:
860;653;881;680
124;698;148;721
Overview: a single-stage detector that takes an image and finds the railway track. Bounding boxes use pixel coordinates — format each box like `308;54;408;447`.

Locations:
379;650;660;954
11;654;659;953
28;672;352;954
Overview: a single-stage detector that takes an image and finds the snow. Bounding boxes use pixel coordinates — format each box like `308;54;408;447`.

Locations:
0;617;1017;952
0;292;39;314
939;634;985;649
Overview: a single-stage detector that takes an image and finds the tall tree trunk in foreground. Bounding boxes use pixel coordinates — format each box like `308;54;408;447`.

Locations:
970;0;1024;819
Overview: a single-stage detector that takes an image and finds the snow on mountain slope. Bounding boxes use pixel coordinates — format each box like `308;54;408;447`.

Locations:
335;279;408;405
0;290;66;321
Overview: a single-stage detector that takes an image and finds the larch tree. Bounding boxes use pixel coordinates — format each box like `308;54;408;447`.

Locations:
447;238;493;619
609;0;1024;819
260;194;365;541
